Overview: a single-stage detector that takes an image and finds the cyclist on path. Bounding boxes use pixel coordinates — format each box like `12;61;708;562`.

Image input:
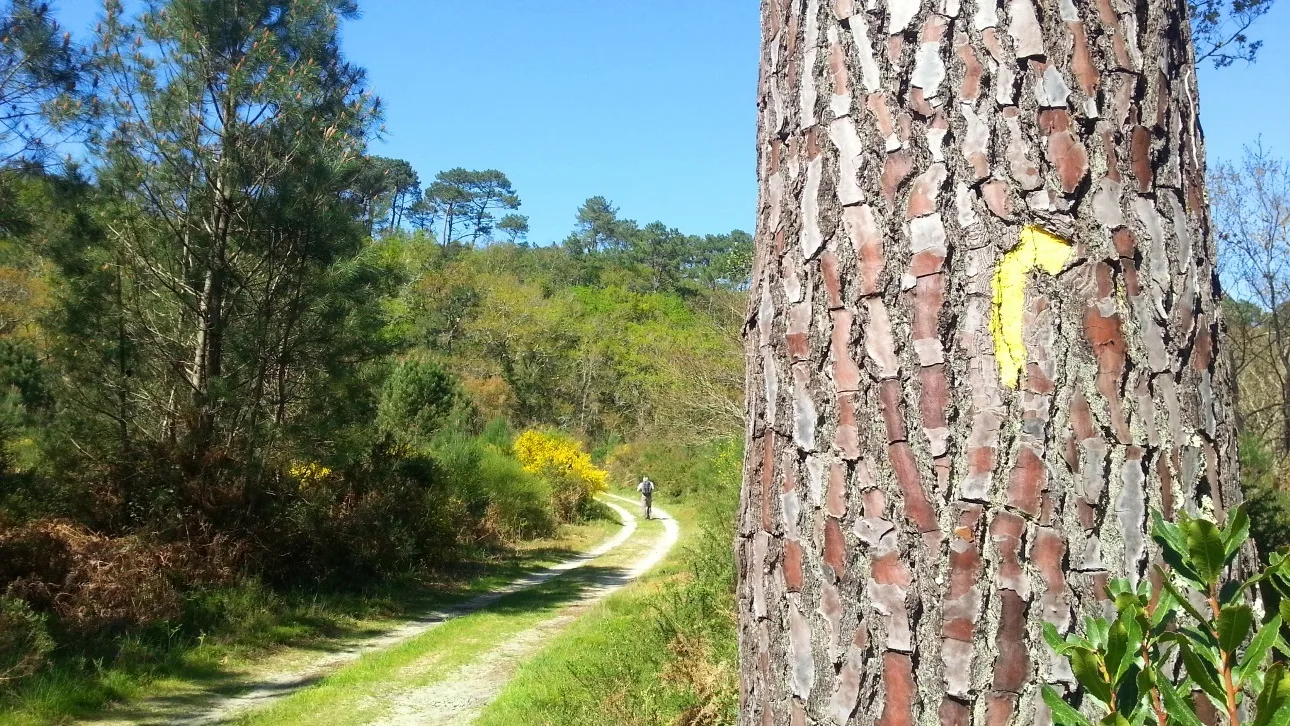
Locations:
636;475;655;520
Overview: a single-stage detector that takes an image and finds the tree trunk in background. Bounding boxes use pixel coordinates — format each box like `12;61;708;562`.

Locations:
737;0;1245;724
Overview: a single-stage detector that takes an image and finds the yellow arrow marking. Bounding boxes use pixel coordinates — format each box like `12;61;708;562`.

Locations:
989;225;1073;389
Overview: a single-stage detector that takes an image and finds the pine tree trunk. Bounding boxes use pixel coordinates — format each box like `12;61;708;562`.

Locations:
737;0;1245;723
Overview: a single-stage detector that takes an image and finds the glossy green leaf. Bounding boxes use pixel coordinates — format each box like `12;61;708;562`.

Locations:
1107;578;1134;599
1113;663;1141;721
1218;604;1254;656
1043;685;1094;726
1106;619;1131;683
1162;553;1208;589
1161;626;1219;657
1181;624;1221;651
1185;518;1228;583
1066;634;1097;652
1179;641;1226;704
1070;646;1113;706
1156;677;1207;726
1099;713;1130;726
1114;591;1145;615
1224;505;1250;559
1152;510;1189;559
1136;665;1156;693
1270;566;1290;601
1119;624;1145;684
1044;621;1069;653
1087;617;1111;649
1240;614;1283;686
1256;663;1290;726
1151;586;1179;630
1267;701;1290;726
1154;512;1205;585
1155;566;1211;626
1252;669;1269;701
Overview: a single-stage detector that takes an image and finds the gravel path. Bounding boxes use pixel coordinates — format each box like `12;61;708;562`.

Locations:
88;498;646;726
368;494;679;726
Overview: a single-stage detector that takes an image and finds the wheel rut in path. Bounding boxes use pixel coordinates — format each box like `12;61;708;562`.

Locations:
88;497;643;726
368;494;679;726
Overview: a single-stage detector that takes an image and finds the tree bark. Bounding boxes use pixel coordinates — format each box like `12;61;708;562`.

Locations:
737;0;1244;724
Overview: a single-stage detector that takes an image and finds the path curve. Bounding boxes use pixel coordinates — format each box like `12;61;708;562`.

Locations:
370;496;680;726
603;493;680;579
152;498;643;726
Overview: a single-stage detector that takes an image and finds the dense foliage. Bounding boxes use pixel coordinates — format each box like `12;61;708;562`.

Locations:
1043;506;1290;725
513;429;608;521
0;0;750;714
0;0;1281;723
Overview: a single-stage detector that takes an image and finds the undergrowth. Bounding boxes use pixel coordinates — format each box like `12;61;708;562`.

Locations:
0;514;616;725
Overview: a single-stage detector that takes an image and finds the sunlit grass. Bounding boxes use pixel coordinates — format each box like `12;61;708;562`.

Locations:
476;493;738;726
0;514;619;726
236;511;662;726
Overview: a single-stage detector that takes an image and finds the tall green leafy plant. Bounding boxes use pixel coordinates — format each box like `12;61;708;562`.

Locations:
1045;506;1290;725
376;358;466;444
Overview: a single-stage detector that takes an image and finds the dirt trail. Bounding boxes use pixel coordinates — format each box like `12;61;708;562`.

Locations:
368;494;679;726
87;498;646;726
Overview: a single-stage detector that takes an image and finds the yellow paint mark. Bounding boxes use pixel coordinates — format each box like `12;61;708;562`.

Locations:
990;225;1073;388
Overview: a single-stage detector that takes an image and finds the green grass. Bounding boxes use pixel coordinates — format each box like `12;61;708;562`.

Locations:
233;511;666;726
473;577;689;726
0;515;619;726
0;481;736;726
474;489;737;726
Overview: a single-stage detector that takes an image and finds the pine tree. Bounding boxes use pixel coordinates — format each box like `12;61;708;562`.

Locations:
84;0;382;463
737;1;1249;723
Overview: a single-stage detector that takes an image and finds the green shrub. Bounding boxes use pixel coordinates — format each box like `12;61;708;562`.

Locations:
0;340;53;413
264;423;561;586
512;429;607;523
432;429;556;543
1044;506;1290;725
479;416;512;449
265;442;466;586
653;511;738;725
376;358;469;444
181;579;285;643
0;595;52;683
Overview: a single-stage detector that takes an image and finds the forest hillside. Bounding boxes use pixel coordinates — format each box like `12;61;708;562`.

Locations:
0;2;749;721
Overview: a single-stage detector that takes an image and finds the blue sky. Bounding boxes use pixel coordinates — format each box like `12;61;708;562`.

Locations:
53;1;1289;245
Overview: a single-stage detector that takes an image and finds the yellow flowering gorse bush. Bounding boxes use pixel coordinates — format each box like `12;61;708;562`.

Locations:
513;430;606;521
513;430;607;490
288;461;333;488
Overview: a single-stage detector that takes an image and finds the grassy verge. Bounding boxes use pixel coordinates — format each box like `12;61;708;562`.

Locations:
235;509;666;726
474;486;737;726
0;514;618;726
